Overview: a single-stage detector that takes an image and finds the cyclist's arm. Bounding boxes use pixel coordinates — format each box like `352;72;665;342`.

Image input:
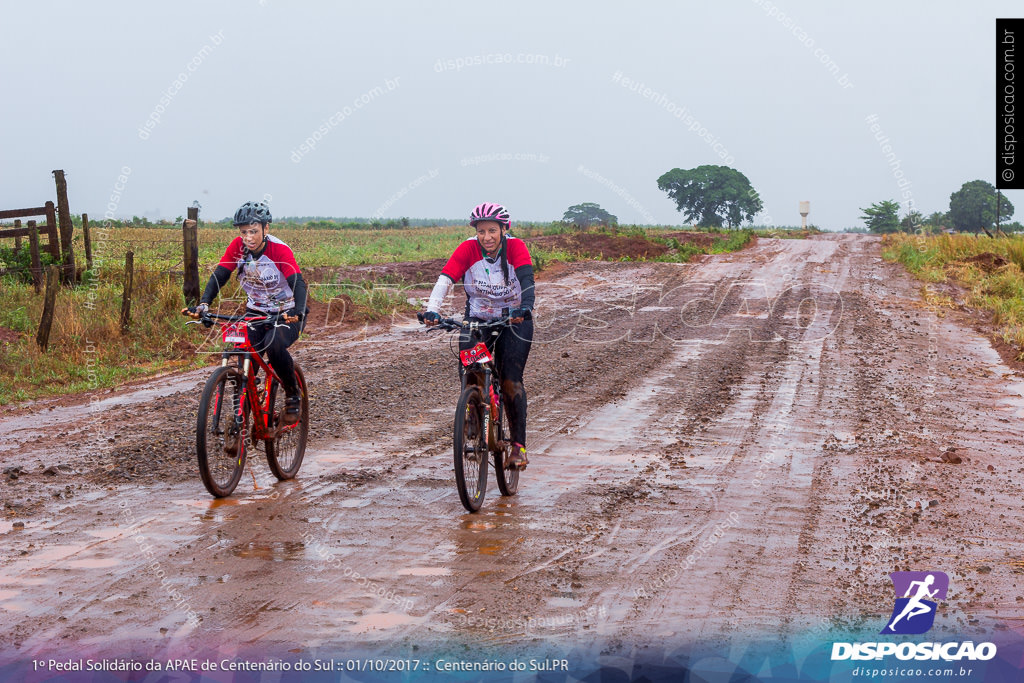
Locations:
426;274;455;313
515;263;535;312
286;272;307;318
508;238;534;314
200;265;233;305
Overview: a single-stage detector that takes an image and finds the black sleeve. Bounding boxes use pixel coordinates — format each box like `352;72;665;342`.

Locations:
515;263;535;311
200;265;233;305
287;272;308;316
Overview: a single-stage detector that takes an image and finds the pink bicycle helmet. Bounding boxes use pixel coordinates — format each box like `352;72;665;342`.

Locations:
470;202;511;229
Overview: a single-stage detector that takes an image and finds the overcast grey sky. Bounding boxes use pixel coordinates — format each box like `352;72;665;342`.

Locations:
1;0;1019;229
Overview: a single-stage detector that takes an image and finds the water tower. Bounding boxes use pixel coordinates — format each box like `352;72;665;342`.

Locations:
799;201;810;229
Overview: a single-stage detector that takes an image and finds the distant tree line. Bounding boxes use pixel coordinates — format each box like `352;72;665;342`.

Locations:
861;179;1019;235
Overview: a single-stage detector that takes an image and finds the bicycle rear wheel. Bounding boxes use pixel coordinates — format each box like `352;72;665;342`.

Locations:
493;402;519;496
453;385;489;512
265;365;309;480
196;365;249;497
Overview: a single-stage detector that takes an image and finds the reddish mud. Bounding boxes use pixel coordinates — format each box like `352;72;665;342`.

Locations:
1;235;1023;660
523;232;673;260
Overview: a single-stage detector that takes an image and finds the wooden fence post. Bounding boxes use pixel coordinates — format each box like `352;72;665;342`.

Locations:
52;169;76;284
36;265;60;351
82;213;93;272
28;220;42;294
44;201;60;259
183;207;200;306
120;250;134;334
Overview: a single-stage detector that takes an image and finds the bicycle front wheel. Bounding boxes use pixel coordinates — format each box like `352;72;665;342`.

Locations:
265;365;309;480
453;385;489;512
196;365;249;497
493;402;519;497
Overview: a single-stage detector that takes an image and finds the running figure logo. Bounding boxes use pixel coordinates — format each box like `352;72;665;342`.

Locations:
882;571;949;635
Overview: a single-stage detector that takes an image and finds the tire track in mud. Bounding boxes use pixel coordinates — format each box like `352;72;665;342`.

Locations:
5;235;1024;658
0;258;750;652
394;240;849;652
564;239;852;651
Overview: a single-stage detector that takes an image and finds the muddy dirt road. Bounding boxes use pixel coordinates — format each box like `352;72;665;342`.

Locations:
2;235;1024;672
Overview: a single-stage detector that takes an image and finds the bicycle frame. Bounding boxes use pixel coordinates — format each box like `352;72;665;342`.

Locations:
198;313;299;442
455;324;509;454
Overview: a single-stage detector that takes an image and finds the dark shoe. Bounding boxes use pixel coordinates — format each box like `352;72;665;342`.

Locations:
506;443;528;470
282;394;301;425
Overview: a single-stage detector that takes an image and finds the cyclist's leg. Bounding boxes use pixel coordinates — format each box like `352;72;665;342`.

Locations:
247;319;300;389
256;320;301;424
264;322;301;394
495;318;533;448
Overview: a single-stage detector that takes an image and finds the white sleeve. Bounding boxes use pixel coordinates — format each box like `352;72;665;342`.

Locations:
427;274;454;313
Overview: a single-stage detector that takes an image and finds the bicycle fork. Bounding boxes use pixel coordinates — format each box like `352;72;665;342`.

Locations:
483;368;506;453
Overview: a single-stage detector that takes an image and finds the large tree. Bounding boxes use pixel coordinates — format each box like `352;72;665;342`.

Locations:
562;202;618;228
657;165;763;228
949;180;1015;233
859;200;901;233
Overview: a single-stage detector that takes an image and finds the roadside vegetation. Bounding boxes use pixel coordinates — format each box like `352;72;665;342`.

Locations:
882;232;1024;355
0;220;772;405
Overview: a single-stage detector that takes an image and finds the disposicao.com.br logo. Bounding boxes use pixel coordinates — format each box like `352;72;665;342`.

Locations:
883;570;948;635
831;571;997;663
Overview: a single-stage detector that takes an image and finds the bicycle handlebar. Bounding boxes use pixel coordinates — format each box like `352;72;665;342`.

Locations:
183;307;294;329
416;312;513;332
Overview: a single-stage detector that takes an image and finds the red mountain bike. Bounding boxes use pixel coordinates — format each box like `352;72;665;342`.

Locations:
418;313;519;512
185;310;309;497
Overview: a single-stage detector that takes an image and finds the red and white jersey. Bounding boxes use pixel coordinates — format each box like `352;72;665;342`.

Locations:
217;235;301;313
441;237;533;320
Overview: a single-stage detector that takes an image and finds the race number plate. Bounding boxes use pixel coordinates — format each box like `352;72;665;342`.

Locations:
222;322;249;344
460;342;492;367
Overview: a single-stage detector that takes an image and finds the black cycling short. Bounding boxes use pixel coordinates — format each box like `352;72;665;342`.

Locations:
246;314;303;394
459;317;533;445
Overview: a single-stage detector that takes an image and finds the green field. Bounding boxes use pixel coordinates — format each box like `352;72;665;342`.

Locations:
0;222;777;404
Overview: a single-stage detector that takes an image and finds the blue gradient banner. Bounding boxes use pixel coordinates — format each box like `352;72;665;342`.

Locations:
2;630;1022;682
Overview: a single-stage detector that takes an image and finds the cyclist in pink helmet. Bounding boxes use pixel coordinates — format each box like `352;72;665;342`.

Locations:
423;203;535;469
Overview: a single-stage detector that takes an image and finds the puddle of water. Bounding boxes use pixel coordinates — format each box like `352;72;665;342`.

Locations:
396;567;451;577
32;544;86;562
0;602;28;612
231;540;305;562
0;575;47;586
66;558;121;569
346;611;420;633
1000;380;1024;418
85;527;126;540
537;342;708;477
0;589;19;600
546;596;583;609
462;521;495;532
0;370;207;448
337;499;372;508
477;544;502;556
173;498;249;509
310;429;431;477
315;447;367;466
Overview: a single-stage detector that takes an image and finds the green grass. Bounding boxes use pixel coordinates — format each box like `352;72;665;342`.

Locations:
0;221;759;404
883;232;1024;355
647;229;755;263
0;269;203;405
